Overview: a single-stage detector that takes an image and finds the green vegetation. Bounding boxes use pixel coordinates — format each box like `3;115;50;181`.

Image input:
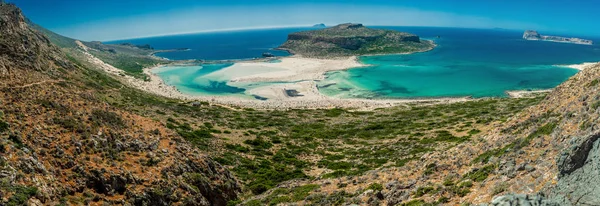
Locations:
0;117;8;133
588;79;600;87
492;182;509;195
414;186;436;197
29;22;78;48
279;23;435;57
366;183;384;191
88;49;167;79
91;109;125;128
401;199;429;206
0;182;38;206
97;81;543;196
71;52;545;201
473;121;558;164
245;184;320;205
463;164;496;182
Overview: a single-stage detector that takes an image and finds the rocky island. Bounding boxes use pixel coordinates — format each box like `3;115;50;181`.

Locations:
523;30;593;45
278;23;436;58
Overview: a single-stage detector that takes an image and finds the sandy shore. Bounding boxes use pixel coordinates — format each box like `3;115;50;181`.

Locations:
140;57;472;110
80;40;582;110
558;62;600;70
75;44;470;110
505;89;553;98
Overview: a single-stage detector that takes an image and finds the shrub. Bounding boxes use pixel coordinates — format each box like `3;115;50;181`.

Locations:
366;183;383;191
325;108;345;117
7;186;38;206
492;182;509;195
91;109;125;128
0;120;8;133
464;164;496;182
291;184;319;201
414;186;436;197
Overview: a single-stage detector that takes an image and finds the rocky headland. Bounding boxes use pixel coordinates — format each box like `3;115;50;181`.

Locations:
278;23;436;58
523;30;593;45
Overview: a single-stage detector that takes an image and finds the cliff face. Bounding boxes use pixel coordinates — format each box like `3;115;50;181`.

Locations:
0;3;240;205
278;23;435;58
489;64;600;205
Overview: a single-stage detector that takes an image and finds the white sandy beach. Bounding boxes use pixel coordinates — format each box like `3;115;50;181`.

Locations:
75;41;470;109
77;40;599;110
558;62;600;70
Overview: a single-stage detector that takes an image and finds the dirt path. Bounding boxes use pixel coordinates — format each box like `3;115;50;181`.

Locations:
6;80;64;89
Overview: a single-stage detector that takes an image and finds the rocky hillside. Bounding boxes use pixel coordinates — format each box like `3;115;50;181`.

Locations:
278;23;435;58
0;3;240;205
239;62;600;205
3;2;600;205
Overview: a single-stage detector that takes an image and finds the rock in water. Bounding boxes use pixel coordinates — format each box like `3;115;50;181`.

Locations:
262;52;275;57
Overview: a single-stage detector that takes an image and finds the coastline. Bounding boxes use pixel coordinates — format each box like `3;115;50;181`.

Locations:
558;62;600;70
79;38;596;110
138;56;471;110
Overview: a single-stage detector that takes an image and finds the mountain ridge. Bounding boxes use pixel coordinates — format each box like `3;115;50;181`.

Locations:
0;3;240;205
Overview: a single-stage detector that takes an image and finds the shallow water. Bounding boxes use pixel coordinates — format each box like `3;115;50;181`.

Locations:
122;27;600;99
319;27;600;98
151;64;247;96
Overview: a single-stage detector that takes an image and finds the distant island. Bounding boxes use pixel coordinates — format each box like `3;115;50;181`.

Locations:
523;30;593;45
277;23;436;58
312;23;326;28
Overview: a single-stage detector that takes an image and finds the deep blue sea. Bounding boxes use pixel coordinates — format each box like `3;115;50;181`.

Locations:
107;28;319;60
106;27;600;99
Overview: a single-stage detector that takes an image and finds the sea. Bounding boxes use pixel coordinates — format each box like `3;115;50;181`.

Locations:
106;27;600;99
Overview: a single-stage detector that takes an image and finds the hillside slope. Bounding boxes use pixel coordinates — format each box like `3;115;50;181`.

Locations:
3;3;600;206
0;3;240;205
278;23;435;58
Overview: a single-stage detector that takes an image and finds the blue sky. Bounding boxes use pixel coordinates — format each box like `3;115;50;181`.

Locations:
9;0;600;41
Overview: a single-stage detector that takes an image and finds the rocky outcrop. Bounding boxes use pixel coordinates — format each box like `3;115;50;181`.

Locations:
278;23;435;58
312;23;326;28
485;64;600;205
547;132;600;205
491;132;600;205
523;30;593;45
489;194;557;206
0;3;241;205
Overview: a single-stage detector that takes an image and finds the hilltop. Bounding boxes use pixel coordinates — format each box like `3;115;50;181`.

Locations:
278;23;435;58
2;2;600;206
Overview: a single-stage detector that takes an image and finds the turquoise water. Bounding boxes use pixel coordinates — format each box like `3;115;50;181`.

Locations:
319;27;600;98
151;64;246;96
115;27;600;99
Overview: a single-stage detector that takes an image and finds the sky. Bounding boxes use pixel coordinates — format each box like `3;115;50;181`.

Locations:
9;0;600;41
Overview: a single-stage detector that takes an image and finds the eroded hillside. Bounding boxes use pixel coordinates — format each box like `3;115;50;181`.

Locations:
0;3;239;205
236;63;600;205
1;2;600;206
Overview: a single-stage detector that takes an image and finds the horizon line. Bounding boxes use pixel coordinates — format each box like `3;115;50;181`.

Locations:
102;24;314;42
97;24;598;43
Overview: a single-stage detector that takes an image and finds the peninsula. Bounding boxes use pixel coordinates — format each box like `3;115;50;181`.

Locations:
523;30;593;45
278;23;436;58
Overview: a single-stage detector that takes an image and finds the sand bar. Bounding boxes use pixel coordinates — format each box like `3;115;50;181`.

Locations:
79;40;575;110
